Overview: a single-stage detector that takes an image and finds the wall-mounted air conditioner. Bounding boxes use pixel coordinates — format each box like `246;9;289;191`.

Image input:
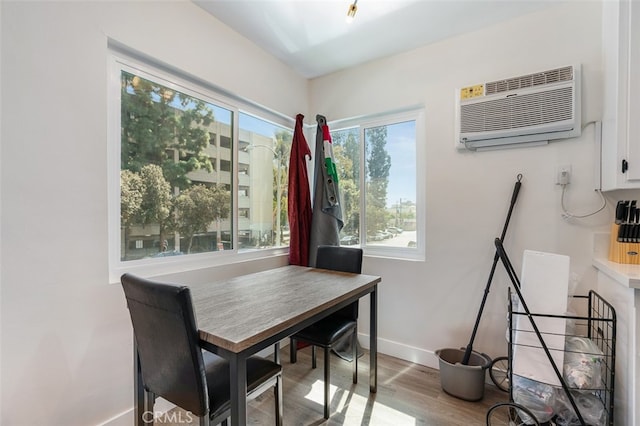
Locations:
455;65;581;151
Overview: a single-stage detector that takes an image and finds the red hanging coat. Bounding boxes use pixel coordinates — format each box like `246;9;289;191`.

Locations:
287;114;312;266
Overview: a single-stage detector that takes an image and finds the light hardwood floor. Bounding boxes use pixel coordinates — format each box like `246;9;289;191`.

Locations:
164;345;506;425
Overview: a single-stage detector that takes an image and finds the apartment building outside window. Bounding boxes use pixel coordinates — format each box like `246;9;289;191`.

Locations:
109;52;293;276
108;50;422;281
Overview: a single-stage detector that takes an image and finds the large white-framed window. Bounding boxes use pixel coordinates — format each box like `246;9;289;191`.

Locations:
329;109;425;260
108;50;293;280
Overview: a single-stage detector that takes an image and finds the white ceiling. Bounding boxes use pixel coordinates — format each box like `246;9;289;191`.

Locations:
194;0;562;79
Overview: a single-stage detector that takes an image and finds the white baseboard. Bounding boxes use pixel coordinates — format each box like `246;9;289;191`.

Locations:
358;332;440;370
100;399;189;426
98;408;133;426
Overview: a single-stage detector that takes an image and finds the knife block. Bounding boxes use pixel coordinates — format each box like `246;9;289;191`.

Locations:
608;223;640;264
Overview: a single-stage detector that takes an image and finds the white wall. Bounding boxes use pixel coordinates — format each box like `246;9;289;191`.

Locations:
0;0;3;419
0;1;305;425
311;2;620;367
1;1;631;425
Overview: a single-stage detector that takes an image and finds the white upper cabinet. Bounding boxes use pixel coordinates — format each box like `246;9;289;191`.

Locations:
602;0;640;190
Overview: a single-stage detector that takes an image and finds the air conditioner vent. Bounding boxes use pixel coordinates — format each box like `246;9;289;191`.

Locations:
485;66;574;95
456;64;581;150
461;86;574;133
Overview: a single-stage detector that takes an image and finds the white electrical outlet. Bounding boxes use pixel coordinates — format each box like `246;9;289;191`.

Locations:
556;165;571;185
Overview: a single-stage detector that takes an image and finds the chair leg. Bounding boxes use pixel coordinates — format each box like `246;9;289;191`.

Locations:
353;328;358;384
290;337;297;364
143;390;155;420
275;375;283;426
312;345;317;369
324;346;330;419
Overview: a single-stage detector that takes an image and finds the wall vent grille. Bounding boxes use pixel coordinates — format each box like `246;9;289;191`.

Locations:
461;86;573;133
485;66;574;95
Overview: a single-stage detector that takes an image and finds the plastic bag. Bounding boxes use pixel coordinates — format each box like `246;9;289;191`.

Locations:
554;390;606;426
564;315;576;336
512;375;556;423
563;337;605;389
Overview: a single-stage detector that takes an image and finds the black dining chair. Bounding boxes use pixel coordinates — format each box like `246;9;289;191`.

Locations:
121;273;283;426
289;245;363;419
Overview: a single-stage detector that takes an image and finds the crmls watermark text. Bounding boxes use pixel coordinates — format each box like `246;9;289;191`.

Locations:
143;411;194;424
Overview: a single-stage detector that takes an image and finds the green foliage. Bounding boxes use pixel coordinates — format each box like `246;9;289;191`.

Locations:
120;170;144;260
365;126;391;234
119;70;235;257
332;129;360;236
332;129;358;180
273;129;293;232
338;177;360;235
174;185;231;253
366;126;391;181
120;71;214;190
332;126;393;238
119;69;294;256
119;165;172;259
120;170;144;227
138;164;173;227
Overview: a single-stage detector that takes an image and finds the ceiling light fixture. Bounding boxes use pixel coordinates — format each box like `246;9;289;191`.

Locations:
346;0;358;23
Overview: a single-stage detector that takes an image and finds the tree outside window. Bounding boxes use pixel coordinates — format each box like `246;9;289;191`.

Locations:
331;117;418;250
113;55;418;270
119;70;231;260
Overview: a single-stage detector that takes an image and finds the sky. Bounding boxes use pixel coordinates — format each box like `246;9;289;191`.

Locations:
383;120;417;208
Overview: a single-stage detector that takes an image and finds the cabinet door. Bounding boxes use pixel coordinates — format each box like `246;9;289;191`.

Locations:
628;1;640;181
602;0;640;189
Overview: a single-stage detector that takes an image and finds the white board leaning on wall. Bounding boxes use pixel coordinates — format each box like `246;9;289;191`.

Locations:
513;250;570;387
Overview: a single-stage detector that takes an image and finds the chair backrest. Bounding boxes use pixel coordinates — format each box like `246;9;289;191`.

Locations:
315;245;363;320
315;245;363;274
121;273;208;417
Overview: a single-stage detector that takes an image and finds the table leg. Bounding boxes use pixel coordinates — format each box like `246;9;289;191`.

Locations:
370;284;378;393
229;354;248;426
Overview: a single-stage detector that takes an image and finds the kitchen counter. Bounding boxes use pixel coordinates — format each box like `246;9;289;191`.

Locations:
592;257;640;289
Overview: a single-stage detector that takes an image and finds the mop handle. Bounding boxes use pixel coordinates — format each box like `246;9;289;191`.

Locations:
461;174;523;365
499;173;522;242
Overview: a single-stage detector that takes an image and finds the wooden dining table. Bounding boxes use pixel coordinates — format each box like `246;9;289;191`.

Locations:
133;264;381;426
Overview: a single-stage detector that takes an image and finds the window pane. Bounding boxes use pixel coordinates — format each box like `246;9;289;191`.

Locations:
238;112;292;250
331;127;361;246
364;120;417;248
120;70;233;260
